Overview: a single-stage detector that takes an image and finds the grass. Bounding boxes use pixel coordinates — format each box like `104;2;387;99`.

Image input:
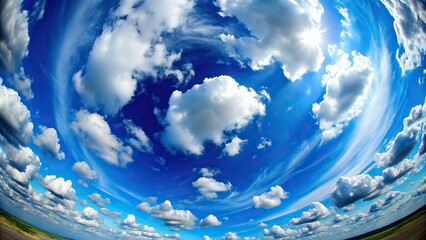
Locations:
0;208;68;240
362;209;426;240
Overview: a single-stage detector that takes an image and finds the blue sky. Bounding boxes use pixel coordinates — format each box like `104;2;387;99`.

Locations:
0;0;425;239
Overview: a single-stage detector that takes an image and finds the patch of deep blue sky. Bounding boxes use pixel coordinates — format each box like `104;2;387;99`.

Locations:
0;0;425;239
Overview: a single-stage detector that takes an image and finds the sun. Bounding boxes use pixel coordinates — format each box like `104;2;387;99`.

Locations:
300;28;324;47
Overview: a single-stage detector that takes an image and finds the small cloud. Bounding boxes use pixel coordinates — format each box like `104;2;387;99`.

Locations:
253;185;288;209
224;136;247;156
193;177;232;199
100;207;121;219
200;214;222;227
88;193;110;207
258;222;268;228
257;137;272;150
72;161;98;180
290;202;330;225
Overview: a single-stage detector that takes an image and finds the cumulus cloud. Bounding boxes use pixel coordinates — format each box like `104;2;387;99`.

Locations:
380;0;426;74
82;206;99;219
290;202;330;225
0;141;41;186
87;193;110;207
124;120;153;153
0;0;29;73
216;0;324;81
73;0;195;114
224;137;247;156
164;233;181;239
419;132;426;156
77;179;88;188
200;214;222;227
331;174;383;208
196;167;221;178
8;67;33;100
369;191;403;213
33;126;65;160
71;110;133;167
192;177;232;199
41;175;76;199
264;225;299;239
253;185;288;209
162;75;265;155
72;161;98;180
222;232;240;240
99;207;121;219
137;200;197;230
312;50;374;141
74;215;99;227
121;214;140;229
0;79;33;146
375;102;425;167
333;214;349;223
382;159;414;184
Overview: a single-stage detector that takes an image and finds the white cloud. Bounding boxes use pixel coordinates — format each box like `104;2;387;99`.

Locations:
82;207;99;220
74;0;195;114
136;200;197;230
203;235;212;240
74;215;99;227
72;161;98;180
375;102;425;167
420;132;426;156
8;67;33;100
263;225;299;239
99;207;121;219
312;50;374;141
162;75;265;155
382;159;414;184
0;0;29;73
0;142;41;186
164;233;181;239
333;214;349;223
33;126;65;160
192;177;232;199
200;214;222;227
331;174;383;208
0;79;33;146
87;193;110;207
258;222;268;228
369;191;403;213
41;175;76;199
124;120;153;153
77;179;88;188
338;7;352;38
224;137;247;156
257;137;272;150
30;0;46;21
380;0;426;74
290;202;330;225
71;110;133;167
222;232;240;240
216;0;324;81
197;167;221;178
121;214;140;229
253;185;288;209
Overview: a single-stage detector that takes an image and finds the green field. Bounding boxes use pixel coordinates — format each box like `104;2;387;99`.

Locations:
362;209;426;240
0;208;68;240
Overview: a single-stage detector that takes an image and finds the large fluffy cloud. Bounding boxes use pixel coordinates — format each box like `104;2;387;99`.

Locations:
216;0;324;81
382;159;414;184
0;79;33;146
253;185;288;209
33;126;65;160
137;200;197;231
290;202;330;225
73;0;195;114
380;0;426;74
312;50;374;141
0;142;41;187
331;174;383;208
72;161;98;180
162;75;265;155
192;177;232;199
0;0;29;73
70;110;133;167
41;175;76;199
375;102;425;167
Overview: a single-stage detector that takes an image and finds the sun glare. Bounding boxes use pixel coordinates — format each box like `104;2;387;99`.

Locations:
300;28;324;47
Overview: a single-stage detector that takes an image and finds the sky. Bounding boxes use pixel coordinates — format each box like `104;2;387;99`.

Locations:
0;0;425;239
